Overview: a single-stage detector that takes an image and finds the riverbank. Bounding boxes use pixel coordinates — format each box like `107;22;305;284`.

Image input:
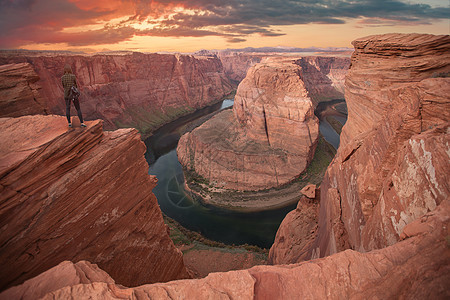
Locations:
138;91;236;140
183;135;336;212
164;215;268;278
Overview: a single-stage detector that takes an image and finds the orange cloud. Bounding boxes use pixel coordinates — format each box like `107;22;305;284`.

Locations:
0;0;448;50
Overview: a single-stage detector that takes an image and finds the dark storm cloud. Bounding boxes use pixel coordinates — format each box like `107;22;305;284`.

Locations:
189;0;444;25
140;0;448;39
0;0;448;48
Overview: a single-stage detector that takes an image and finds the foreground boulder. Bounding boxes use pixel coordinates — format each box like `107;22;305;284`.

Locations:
177;56;349;194
269;33;450;264
2;200;449;299
0;115;190;291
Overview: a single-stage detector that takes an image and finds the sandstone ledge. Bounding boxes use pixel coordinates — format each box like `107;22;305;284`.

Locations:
0;115;189;290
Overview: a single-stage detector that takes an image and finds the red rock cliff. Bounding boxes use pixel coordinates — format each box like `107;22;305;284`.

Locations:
217;52;264;82
177;56;349;193
269;33;450;264
2;200;449;299
0;115;190;291
0;53;234;133
0;63;48;117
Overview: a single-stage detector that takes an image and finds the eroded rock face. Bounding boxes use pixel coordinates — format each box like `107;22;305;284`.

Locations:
0;115;190;291
0;63;48;117
268;195;319;264
3;200;449;299
177;57;348;192
217;52;264;82
0;53;234;133
308;33;450;258
0;261;114;300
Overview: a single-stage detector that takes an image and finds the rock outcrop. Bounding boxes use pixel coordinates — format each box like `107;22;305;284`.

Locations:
270;33;450;263
177;56;349;193
2;200;449;299
0;115;190;291
0;261;114;300
0;53;234;133
268;194;319;264
0;63;48;117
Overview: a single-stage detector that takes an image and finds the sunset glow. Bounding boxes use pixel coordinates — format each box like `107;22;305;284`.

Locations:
0;0;448;53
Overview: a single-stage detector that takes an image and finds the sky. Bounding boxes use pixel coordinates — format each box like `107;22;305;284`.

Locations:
0;0;448;53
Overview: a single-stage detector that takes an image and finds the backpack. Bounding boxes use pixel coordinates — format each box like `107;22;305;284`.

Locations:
70;86;80;100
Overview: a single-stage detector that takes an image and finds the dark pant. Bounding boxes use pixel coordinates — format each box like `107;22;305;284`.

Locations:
65;97;84;124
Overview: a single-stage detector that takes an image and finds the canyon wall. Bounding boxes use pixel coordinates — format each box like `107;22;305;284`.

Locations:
0;115;190;291
270;33;450;264
0;53;234;133
0;63;48;117
177;56;349;193
216;52;264;83
2;200;449;299
1;33;448;300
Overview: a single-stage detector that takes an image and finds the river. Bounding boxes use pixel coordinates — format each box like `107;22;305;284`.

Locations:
146;99;346;248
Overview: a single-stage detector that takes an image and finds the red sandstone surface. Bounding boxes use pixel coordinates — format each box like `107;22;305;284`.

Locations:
0;63;48;117
2;200;449;299
177;56;349;193
1;34;449;299
0;53;234;132
0;115;189;291
269;33;450;265
216;52;264;82
268;195;319;264
313;33;450;257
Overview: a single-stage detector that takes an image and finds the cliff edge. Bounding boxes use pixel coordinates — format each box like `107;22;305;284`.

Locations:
0;115;190;290
2;200;449;299
269;33;450;264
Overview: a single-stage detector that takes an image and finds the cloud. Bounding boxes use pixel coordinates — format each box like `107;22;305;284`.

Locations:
0;0;448;48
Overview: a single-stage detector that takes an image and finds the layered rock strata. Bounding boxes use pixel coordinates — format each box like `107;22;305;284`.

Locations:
0;63;48;117
0;115;189;291
177;56;349;192
2;200;449;299
0;53;234;133
270;33;450;264
216;52;264;83
268;194;319;264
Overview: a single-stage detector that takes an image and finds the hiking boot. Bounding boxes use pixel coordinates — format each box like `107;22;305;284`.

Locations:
68;123;72;128
81;123;87;127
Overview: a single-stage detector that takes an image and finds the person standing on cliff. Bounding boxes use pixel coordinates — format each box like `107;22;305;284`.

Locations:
62;64;86;128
